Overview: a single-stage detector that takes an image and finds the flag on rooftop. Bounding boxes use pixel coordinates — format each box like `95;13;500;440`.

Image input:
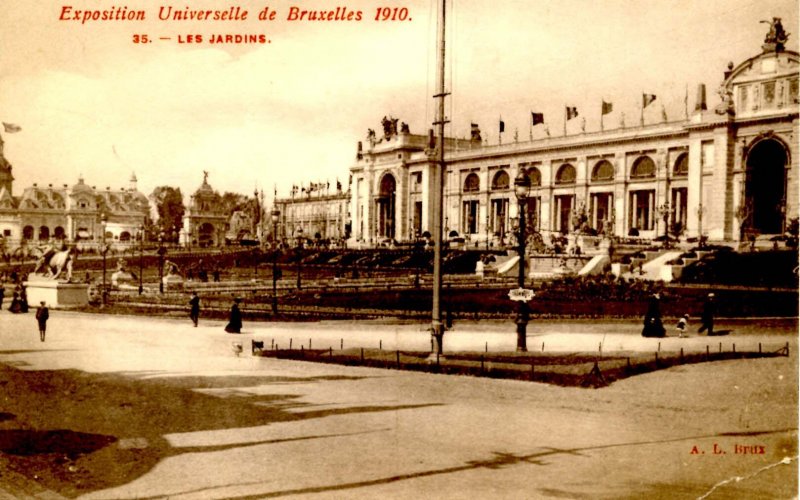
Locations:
2;122;21;133
642;93;657;108
601;101;613;115
566;107;579;120
531;112;544;126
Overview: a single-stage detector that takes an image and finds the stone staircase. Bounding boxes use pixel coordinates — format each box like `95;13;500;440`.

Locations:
612;247;722;282
486;254;590;279
577;254;610;276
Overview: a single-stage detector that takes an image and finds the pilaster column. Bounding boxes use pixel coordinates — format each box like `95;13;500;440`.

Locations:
613;153;626;237
686;138;703;238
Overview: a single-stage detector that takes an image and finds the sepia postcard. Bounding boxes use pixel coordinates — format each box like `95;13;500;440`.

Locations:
0;1;797;498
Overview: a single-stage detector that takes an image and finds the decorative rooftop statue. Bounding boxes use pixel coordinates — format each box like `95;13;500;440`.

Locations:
761;17;789;52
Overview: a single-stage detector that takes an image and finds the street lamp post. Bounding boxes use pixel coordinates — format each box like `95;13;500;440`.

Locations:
138;224;144;294
485;213;490;251
296;227;303;290
253;248;259;282
513;171;531;352
158;231;165;294
100;213;108;306
657;202;672;248
697;204;706;247
271;208;281;314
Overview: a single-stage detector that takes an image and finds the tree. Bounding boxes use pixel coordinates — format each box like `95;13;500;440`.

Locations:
220;191;258;218
149;186;185;242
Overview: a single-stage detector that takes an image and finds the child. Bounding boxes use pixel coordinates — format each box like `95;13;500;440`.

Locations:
676;314;689;338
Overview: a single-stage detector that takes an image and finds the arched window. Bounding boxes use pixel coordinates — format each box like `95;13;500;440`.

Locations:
54;226;66;239
491;170;510;190
379;174;396;196
631;156;656;178
463;173;480;192
38;226;50;240
22;225;34;240
673;153;688;176
51;193;65;209
119;231;131;241
555;164;576;185
591;160;614;182
527;167;542;187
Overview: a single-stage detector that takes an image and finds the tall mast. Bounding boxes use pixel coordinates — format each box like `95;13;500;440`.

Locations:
431;0;449;354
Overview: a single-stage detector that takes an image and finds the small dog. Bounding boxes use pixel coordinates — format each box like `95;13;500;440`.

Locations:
231;341;243;356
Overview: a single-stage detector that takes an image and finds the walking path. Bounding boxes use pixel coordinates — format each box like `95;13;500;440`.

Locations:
0;311;796;499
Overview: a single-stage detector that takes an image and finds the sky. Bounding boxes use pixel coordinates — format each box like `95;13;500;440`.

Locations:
0;0;797;203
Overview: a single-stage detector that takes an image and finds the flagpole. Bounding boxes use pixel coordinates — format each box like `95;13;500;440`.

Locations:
640;92;644;126
498;116;503;145
684;84;689;119
563;106;567;136
600;103;604;132
430;0;449;356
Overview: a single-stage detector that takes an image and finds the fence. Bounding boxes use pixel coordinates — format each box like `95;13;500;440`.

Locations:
250;339;791;388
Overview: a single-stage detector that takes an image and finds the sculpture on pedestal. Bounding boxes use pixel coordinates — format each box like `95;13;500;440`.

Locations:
31;244;74;282
111;258;136;288
25;243;88;308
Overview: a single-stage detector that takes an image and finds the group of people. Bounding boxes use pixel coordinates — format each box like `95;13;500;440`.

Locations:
186;292;242;334
642;292;716;338
0;282;49;341
0;283;29;314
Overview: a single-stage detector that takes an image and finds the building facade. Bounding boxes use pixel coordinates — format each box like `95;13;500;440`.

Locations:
0;152;148;253
349;40;799;248
274;185;351;245
180;173;228;247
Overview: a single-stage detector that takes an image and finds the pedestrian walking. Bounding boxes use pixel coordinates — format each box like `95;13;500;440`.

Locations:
224;298;242;334
642;292;665;337
189;291;200;327
19;286;28;313
35;301;49;342
698;293;715;336
676;314;689;338
0;282;5;310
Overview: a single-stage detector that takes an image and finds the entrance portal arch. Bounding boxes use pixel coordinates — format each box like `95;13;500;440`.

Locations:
745;138;789;235
198;223;216;247
377;174;396;239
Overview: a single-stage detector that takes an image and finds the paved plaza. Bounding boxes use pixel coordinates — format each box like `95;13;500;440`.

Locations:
0;310;797;499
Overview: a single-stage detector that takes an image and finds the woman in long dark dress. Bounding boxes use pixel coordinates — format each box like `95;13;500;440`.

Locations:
19;287;28;313
642;293;665;337
9;291;21;314
225;298;242;333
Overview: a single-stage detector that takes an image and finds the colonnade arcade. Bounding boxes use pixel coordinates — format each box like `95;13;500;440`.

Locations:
446;150;694;245
349;43;796;247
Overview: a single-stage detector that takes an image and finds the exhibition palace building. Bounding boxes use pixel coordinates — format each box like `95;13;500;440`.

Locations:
338;26;798;249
